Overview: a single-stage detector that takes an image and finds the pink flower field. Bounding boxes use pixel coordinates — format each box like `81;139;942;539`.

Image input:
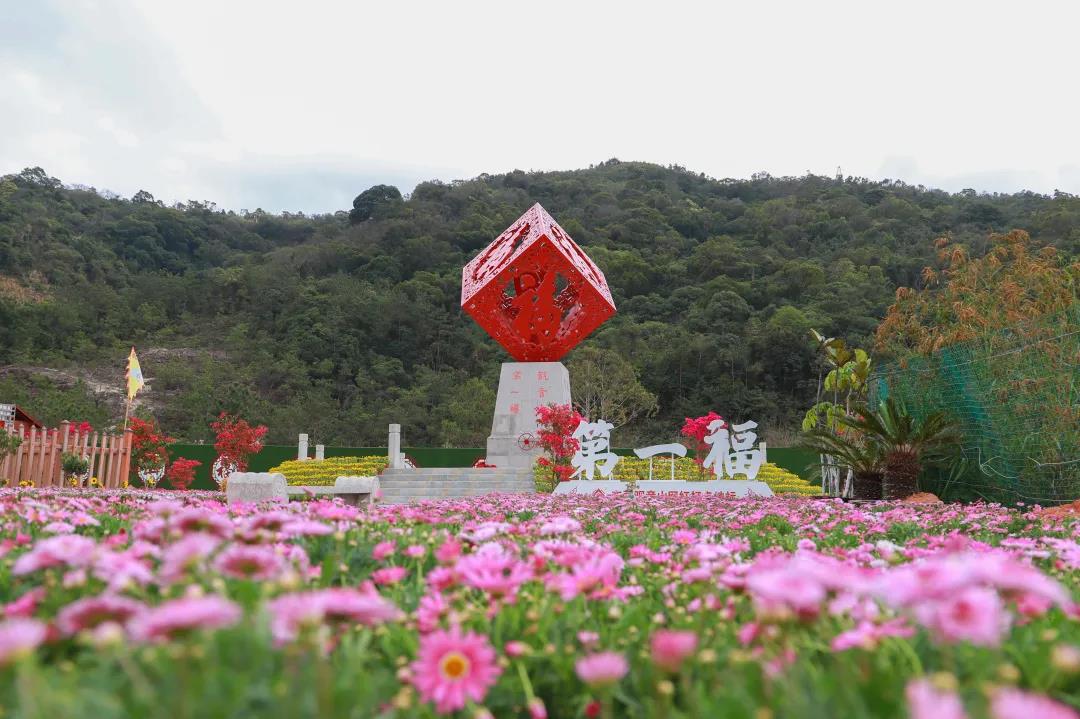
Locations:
2;489;1079;718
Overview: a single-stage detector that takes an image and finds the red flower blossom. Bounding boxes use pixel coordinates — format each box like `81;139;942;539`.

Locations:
680;412;726;468
535;404;583;485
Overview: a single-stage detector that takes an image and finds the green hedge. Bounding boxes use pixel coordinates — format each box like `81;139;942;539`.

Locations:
165;444;818;491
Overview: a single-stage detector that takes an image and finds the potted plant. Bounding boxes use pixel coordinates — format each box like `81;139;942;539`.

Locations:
836;399;959;500
0;431;22;486
210;413;268;490
61;452;91;487
129;417;174;489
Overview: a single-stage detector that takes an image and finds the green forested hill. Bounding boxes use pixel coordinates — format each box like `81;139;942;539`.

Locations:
1;161;1078;445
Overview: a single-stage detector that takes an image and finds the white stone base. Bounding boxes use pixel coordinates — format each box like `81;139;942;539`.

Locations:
553;480;626;495
485;362;571;469
553;480;774;497
226;472;288;504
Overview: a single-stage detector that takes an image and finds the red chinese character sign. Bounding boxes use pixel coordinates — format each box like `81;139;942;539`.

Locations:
461;203;616;361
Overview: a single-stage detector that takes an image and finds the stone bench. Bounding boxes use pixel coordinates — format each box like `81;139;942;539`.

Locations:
286;476;379;507
226;474;379;506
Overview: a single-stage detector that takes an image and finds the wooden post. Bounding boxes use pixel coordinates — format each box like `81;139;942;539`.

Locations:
99;433;112;488
46;426;58;488
111;433;121;488
25;427;39;488
83;431;97;487
104;434;115;488
57;421;71;488
12;427;25;486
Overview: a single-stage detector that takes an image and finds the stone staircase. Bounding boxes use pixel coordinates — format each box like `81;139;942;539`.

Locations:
378;467;534;504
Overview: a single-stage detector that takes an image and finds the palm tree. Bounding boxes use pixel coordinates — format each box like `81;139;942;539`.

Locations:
839;399;960;500
800;427;885;500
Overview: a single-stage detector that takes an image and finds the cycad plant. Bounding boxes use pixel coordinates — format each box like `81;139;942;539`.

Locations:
800;427;885;500
840;398;960;500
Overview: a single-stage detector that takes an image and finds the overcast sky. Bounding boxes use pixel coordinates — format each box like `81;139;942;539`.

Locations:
2;0;1078;213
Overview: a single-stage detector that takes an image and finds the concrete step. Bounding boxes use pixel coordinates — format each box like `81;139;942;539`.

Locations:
381;469;532;479
379;479;533;487
381;486;532;497
381;480;531;487
382;479;533;490
376;467;535;504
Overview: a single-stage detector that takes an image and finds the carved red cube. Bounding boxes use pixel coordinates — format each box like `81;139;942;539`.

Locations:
461;203;616;362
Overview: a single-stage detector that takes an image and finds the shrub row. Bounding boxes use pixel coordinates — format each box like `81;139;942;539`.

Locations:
266;456;389;486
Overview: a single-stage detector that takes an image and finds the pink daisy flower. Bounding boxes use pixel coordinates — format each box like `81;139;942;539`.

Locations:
905;679;967;719
129;596;241;643
213;544;285;581
410;626;501;713
0;618;47;665
918;586;1009;647
372;541;395;561
417;592;450;633
12;534;96;575
169;508;233;538
56;594;146;635
266;593;329;645
316;587;401;626
575;651;629;687
650;630;698;672
372;566;408;586
457;543;533;599
991;688;1078;719
158;533;221;584
435;539;462;564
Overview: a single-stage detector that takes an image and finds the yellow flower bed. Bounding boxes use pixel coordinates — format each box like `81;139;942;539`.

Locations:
267;456;389;486
612;456;821;495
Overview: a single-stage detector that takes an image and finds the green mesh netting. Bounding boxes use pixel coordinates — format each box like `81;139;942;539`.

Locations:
870;305;1079;505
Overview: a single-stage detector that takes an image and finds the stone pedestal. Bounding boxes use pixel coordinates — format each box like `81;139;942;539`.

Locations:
226;472;288;504
485;362;571;469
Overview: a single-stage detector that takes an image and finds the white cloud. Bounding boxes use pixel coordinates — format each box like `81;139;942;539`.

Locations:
2;0;1079;212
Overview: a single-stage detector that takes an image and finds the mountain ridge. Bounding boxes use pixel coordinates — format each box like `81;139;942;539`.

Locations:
1;161;1077;445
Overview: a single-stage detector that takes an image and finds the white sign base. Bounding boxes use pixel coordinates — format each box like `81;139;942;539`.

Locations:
552;480;774;497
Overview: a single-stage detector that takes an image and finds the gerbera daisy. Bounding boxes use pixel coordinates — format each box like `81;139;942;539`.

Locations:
410;626;501;713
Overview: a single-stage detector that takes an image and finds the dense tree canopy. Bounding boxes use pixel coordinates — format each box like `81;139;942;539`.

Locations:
0;161;1077;446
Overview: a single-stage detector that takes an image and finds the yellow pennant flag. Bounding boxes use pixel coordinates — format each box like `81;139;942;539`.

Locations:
126;347;145;401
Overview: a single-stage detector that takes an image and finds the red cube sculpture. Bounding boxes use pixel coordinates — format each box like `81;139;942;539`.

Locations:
461;203;616;362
